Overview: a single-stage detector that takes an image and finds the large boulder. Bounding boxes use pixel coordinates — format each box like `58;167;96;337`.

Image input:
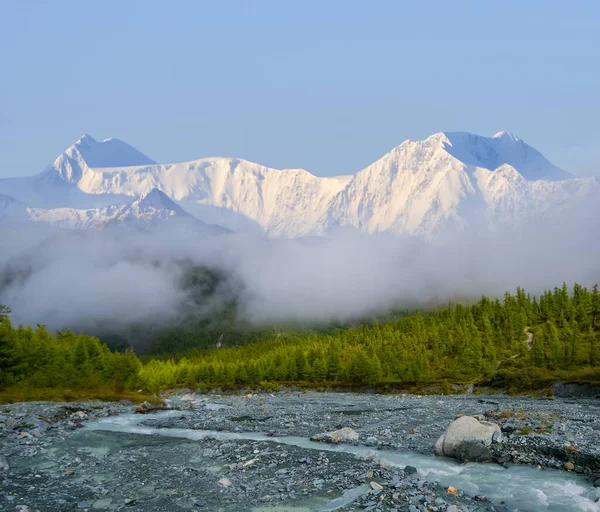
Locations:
435;415;500;459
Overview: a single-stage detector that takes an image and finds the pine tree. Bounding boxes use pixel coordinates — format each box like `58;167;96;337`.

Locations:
592;285;600;330
0;317;18;388
327;351;343;381
568;320;581;365
588;328;599;366
546;322;564;370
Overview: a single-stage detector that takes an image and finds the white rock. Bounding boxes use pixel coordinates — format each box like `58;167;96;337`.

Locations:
435;416;500;458
313;427;359;443
218;478;232;487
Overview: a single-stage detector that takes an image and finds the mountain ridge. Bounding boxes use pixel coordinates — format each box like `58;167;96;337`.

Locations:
0;131;596;238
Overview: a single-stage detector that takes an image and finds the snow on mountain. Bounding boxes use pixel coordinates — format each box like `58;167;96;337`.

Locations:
27;189;230;235
49;134;156;183
0;135;154;208
1;131;597;238
62;157;352;235
324;132;594;236
325;133;478;236
443;131;572;181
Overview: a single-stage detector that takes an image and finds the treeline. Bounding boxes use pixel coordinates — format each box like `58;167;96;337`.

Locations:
139;283;600;392
0;305;141;397
1;283;600;399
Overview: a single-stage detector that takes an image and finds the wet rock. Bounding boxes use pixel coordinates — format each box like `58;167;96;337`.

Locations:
404;465;418;476
70;411;89;422
456;440;493;462
135;401;171;414
435;416;500;458
0;453;9;471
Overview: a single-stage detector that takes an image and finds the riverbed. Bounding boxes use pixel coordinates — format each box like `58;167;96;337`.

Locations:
1;392;599;511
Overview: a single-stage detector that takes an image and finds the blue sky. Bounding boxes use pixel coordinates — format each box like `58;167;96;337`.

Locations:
1;0;599;177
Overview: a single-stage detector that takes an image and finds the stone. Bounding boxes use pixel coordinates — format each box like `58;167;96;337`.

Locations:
0;454;9;471
70;411;89;421
312;427;359;443
218;477;232;487
77;502;91;509
593;478;600;488
564;462;575;471
435;416;501;458
370;481;383;490
404;465;418;476
447;486;459;496
134;402;171;414
92;498;113;509
455;440;493;462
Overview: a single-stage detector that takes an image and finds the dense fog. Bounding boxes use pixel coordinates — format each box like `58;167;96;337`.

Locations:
1;197;599;333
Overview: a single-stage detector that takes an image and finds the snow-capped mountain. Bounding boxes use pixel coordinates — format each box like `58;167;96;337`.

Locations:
0;131;597;238
0;135;152;209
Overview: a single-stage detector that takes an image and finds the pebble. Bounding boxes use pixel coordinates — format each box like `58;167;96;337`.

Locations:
218;477;232;487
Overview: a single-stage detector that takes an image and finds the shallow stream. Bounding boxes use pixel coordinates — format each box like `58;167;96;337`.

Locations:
85;410;600;511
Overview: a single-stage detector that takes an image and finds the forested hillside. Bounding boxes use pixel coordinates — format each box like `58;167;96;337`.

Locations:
0;305;141;400
1;283;599;401
139;283;600;392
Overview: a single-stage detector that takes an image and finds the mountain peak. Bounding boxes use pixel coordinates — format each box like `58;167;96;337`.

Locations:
67;135;156;169
45;135;158;185
75;134;97;145
492;131;520;142
440;131;571;181
135;188;181;211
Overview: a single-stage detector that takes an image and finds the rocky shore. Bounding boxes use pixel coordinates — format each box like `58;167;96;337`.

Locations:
1;392;599;511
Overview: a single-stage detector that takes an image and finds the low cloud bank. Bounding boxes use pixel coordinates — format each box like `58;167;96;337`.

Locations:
1;204;599;333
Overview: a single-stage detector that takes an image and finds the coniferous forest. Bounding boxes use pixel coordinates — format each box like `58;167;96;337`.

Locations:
1;283;600;401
